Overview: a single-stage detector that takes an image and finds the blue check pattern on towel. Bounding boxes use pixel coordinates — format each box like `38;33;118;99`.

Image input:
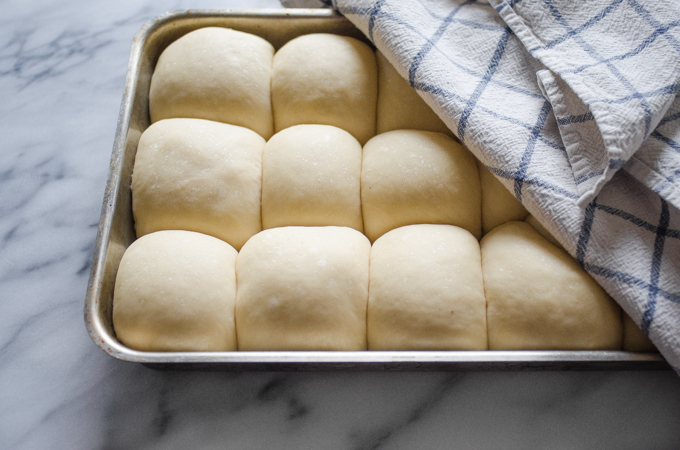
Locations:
284;0;680;370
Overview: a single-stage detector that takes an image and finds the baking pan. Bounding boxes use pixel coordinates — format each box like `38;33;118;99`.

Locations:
84;9;667;370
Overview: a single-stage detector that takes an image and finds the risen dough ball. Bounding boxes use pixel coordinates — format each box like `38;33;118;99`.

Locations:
361;130;481;242
261;125;363;232
368;224;487;350
482;222;622;350
149;27;274;139
376;51;452;136
623;314;657;352
479;162;528;235
271;33;377;145
113;230;238;352
132;118;264;251
236;227;370;351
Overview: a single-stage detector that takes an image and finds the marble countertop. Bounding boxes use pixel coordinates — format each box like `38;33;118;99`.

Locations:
2;0;680;448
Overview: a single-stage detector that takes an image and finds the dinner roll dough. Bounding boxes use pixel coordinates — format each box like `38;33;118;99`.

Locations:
368;224;487;350
361;130;481;242
479;162;528;235
113;230;238;352
132;118;264;251
623;314;657;352
271;33;377;145
236;227;370;351
261;125;363;232
149;27;274;139
376;51;452;136
482;222;622;350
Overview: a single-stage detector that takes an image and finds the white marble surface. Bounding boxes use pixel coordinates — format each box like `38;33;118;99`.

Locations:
1;1;680;448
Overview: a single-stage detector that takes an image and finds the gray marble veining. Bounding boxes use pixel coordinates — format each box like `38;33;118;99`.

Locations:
1;1;680;449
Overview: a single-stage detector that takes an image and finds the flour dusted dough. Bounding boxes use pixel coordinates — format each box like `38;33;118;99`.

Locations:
149;27;274;139
271;33;377;145
361;130;481;242
482;222;622;350
376;51;452;136
261;125;363;232
479;162;528;235
113;230;238;352
368;224;487;350
132;118;264;251
235;227;370;351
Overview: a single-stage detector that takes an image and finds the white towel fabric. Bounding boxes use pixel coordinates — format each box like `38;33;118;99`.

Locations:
282;0;680;370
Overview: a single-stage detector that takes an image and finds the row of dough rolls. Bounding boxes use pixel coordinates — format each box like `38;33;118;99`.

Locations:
113;223;648;353
132;120;481;250
149;27;452;146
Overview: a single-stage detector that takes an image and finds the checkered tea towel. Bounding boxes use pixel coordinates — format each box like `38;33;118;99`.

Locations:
282;0;680;370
